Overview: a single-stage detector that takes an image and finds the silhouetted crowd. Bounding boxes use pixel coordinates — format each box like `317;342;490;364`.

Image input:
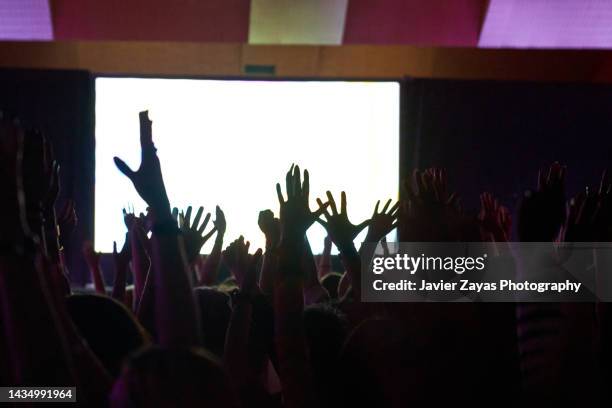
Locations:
2;111;612;407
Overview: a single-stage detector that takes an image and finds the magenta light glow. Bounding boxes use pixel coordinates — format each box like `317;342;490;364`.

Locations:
479;0;612;49
0;0;52;40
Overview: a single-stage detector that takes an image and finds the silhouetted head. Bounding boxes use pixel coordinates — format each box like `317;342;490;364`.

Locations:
110;347;238;408
303;302;348;406
320;272;342;299
194;287;231;357
66;293;149;377
338;318;426;407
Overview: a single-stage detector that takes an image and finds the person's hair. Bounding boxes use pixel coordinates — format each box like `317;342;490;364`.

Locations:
320;272;343;299
66;293;150;377
110;346;238;408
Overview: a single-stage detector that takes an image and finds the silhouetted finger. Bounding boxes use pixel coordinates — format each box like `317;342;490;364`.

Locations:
276;183;285;204
326;191;337;215
184;206;193;227
373;200;380;216
303;169;310;201
198;213;211;234
316;198;331;219
381;198;392;214
285;164;294;198
389;201;400;216
294;165;302;196
202;226;217;242
193;206;204;229
113;157;135;179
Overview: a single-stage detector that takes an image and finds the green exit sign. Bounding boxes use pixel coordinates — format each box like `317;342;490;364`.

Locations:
243;64;276;75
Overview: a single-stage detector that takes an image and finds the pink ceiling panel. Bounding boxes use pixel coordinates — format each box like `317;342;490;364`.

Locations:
343;0;487;46
0;0;53;40
50;0;250;42
480;0;612;49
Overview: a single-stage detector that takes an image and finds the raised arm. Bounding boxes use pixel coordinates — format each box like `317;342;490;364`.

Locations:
114;111;199;347
178;205;217;267
128;212;151;310
200;205;226;286
317;235;332;280
302;237;329;305
257;209;281;295
315;191;370;299
111;236;131;303
274;164;327;408
223;238;263;393
83;241;106;294
0;120;111;404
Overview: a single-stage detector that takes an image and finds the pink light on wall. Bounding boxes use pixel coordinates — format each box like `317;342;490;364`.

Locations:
343;0;487;46
480;0;612;49
0;0;53;40
50;0;250;42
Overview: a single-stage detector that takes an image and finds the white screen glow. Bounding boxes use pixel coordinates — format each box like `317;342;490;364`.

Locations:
95;78;399;253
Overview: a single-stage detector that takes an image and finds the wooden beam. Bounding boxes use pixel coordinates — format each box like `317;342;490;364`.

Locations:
0;41;610;82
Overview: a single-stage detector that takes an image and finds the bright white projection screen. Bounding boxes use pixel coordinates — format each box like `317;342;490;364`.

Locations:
95;77;400;253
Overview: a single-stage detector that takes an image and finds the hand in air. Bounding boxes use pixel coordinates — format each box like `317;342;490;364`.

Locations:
112;239;131;272
316;191;369;252
223;236;259;289
563;171;612;242
365;198;399;243
213;205;227;237
178;206;217;264
518;162;566;241
478;193;511;242
258;209;280;248
401;168;462;241
276;164;327;242
113;111;171;218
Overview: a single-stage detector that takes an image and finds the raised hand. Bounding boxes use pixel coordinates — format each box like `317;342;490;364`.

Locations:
479;192;511;242
316;191;369;252
365;198;399;243
317;235;333;279
113;111;171;219
222;236;255;287
518;162;566;242
415;167;456;206
258;209;280;249
122;206;138;231
562;191;596;242
213;205;226;236
178;206;217;264
111;238;131;302
237;247;262;297
563;171;612;242
401;168;463;241
276;164;326;242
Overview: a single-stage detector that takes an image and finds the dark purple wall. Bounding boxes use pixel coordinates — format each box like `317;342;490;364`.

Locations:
0;68;94;285
402;78;612;218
